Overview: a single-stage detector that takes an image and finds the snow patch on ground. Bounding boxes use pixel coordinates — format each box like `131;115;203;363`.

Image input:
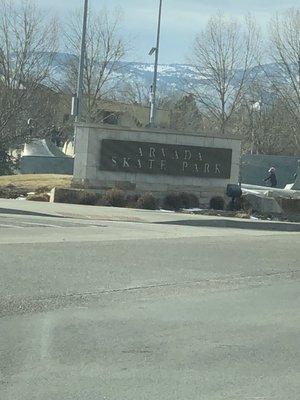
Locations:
181;208;204;212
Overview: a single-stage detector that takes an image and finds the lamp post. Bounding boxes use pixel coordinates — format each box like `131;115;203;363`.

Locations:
149;0;163;128
250;100;261;155
72;0;88;123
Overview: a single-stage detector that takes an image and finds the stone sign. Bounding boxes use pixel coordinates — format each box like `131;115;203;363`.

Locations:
100;139;232;179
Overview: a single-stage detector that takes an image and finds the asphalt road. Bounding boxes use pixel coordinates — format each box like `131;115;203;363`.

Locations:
0;208;300;400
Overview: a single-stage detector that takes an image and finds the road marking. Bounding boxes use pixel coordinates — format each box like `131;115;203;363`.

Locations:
40;314;53;361
20;222;64;228
0;223;23;229
0;222;64;228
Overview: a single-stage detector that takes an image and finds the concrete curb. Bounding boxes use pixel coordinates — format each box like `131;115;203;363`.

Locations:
0;201;299;232
157;218;300;232
0;208;64;219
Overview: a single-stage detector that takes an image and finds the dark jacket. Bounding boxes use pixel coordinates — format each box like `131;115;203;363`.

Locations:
264;172;277;187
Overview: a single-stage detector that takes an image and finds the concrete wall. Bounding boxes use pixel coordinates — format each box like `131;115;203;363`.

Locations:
241;154;300;188
20;156;74;175
73;124;241;205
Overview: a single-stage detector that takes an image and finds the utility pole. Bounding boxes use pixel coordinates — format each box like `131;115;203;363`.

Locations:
72;0;88;123
149;0;163;128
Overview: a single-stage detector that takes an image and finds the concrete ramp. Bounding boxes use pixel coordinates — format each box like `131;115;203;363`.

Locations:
20;139;74;175
23;139;69;158
242;184;300;199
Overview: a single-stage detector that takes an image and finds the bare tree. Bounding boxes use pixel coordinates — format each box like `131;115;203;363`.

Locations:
0;0;58;172
190;13;260;134
240;100;299;155
233;77;299;156
267;8;300;151
63;7;126;122
117;81;150;106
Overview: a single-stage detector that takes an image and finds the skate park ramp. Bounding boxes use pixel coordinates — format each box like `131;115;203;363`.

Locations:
20;139;74;175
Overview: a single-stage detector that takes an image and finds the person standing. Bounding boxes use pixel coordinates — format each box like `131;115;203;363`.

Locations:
264;167;277;188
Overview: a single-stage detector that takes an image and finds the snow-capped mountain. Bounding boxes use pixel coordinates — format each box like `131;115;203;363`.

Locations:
51;52;279;94
119;61;282;97
51;53;203;92
119;62;203;91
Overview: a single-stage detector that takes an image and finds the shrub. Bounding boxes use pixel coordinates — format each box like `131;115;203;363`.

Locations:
137;192;159;210
103;188;126;207
35;186;51;194
77;191;100;205
52;188;75;204
52;188;81;204
0;187;27;199
209;196;225;210
4;183;16;189
51;187;101;205
0;149;15;175
163;192;183;211
126;194;140;208
179;192;200;209
71;181;87;189
163;192;200;211
27;192;50;202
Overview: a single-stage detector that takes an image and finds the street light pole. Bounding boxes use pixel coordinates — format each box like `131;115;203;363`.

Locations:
149;0;163;128
74;0;88;123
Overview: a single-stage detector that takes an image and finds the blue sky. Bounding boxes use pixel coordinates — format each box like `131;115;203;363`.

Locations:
40;0;299;63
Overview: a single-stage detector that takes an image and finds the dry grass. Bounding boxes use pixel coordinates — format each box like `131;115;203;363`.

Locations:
0;174;72;191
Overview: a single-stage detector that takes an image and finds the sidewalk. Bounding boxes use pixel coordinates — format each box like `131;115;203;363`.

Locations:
1;198;300;232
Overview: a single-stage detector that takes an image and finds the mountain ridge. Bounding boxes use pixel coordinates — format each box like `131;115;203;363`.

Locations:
51;52;278;93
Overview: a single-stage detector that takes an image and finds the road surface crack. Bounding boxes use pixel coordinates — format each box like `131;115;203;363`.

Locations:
1;269;299;317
